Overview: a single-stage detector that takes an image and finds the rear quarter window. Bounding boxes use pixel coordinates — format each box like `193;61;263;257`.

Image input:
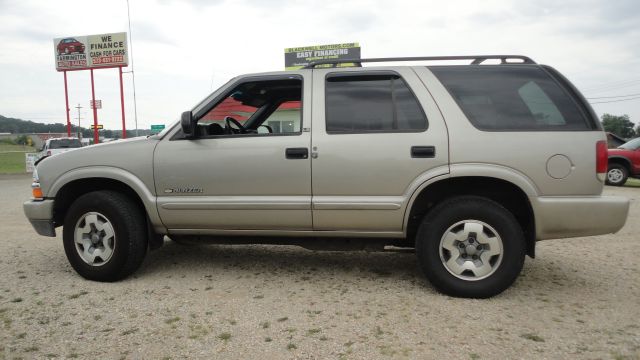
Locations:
430;66;592;131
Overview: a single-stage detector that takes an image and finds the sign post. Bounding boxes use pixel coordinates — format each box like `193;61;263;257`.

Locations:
119;67;126;138
90;69;99;144
63;71;71;137
54;32;129;143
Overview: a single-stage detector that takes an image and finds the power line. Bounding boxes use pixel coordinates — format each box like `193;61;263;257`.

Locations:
586;92;640;99
583;78;640;92
590;96;640;104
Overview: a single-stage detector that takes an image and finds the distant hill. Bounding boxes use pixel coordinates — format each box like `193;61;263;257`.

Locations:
0;115;151;138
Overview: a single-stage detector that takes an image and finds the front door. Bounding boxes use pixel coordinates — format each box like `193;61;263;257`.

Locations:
154;72;313;231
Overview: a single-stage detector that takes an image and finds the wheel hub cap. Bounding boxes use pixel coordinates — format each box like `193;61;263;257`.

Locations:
74;212;116;266
608;169;623;182
439;220;504;281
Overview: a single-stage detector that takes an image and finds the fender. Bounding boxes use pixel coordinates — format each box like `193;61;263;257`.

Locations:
608;155;633;169
402;163;539;233
47;166;164;232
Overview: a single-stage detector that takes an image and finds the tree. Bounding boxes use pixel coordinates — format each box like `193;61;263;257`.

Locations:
601;114;635;139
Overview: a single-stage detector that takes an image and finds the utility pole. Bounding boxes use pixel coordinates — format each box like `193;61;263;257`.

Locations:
75;104;83;140
126;0;139;137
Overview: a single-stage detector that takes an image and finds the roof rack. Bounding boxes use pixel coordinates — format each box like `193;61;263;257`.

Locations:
303;55;536;69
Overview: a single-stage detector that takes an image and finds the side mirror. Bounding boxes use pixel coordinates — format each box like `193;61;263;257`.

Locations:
181;111;195;136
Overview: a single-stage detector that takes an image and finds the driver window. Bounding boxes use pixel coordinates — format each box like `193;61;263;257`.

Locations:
196;78;302;137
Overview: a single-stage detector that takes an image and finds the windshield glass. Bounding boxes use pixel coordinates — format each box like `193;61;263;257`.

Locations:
619;137;640;150
49;139;82;149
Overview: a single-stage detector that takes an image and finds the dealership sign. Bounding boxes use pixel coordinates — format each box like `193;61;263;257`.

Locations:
54;32;128;71
284;43;361;70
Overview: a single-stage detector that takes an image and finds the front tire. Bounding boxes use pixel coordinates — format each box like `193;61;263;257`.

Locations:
415;196;526;298
63;191;148;282
606;164;628;186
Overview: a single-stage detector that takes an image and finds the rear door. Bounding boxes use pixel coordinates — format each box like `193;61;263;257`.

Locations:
310;67;449;232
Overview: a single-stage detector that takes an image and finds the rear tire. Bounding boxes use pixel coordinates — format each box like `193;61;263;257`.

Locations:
415;196;525;298
606;164;628;186
63;191;148;282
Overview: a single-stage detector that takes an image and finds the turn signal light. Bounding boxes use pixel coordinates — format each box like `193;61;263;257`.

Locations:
32;185;43;200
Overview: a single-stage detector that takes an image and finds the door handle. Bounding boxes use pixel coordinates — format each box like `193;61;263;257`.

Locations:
411;146;436;158
285;147;308;159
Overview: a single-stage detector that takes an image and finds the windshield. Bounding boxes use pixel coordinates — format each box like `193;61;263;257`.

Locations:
619;137;640;150
49;139;82;149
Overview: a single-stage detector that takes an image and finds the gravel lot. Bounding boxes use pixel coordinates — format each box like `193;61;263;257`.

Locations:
0;174;638;359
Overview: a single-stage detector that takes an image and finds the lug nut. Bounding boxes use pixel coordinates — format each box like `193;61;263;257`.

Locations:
459;243;466;249
476;245;483;251
468;238;475;244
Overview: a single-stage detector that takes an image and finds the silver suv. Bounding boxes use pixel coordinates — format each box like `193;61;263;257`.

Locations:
24;55;629;298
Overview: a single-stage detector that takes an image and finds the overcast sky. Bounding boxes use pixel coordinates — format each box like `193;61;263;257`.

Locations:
0;0;638;132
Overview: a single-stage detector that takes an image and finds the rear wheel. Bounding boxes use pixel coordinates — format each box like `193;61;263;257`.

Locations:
606;164;628;186
63;191;148;281
415;196;525;298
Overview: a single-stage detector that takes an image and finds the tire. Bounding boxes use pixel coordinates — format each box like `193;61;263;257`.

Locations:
606;164;628;186
63;190;148;282
415;196;526;298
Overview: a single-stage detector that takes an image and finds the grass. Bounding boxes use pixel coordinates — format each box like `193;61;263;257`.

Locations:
520;333;545;342
217;332;231;341
68;291;88;300
0;144;36;174
164;317;181;325
624;178;640;188
120;328;139;336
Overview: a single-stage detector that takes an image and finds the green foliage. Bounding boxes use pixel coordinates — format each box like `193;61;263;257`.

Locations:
0;114;151;138
601;114;635;139
15;135;30;145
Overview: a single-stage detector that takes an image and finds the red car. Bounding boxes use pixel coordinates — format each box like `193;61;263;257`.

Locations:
57;38;85;55
607;137;640;186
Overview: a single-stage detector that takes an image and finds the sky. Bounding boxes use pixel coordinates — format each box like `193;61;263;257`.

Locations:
0;0;639;132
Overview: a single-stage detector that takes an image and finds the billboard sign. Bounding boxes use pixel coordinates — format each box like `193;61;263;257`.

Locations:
150;124;165;134
54;32;128;71
25;153;38;173
90;100;102;109
284;43;360;70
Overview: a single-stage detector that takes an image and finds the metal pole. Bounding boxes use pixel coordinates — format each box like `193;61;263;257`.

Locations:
63;71;71;137
90;69;99;144
119;66;126;139
126;0;139;136
75;104;82;140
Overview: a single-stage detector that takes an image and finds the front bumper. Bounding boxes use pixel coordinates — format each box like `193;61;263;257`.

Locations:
23;199;56;237
532;195;629;240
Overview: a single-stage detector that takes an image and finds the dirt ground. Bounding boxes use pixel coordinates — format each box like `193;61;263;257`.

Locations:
0;174;638;359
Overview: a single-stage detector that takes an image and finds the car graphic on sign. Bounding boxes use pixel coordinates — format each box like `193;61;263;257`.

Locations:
57;38;85;55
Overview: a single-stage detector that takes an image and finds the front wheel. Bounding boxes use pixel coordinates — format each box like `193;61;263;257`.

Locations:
415;196;525;298
606;164;628;186
63;190;148;282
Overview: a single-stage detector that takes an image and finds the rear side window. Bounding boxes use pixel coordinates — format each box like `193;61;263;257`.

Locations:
430;66;590;130
49;139;82;149
325;74;427;133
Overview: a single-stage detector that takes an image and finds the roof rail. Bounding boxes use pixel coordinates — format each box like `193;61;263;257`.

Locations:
303;55;536;69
